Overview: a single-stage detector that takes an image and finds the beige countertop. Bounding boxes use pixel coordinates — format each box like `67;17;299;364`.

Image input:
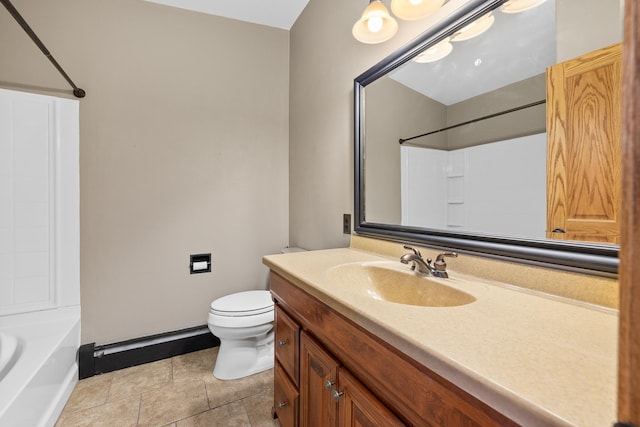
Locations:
263;247;618;427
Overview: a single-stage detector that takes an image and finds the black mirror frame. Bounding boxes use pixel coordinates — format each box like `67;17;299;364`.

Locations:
353;0;619;277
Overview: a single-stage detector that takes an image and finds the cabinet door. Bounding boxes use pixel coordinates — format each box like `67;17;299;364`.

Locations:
336;368;405;427
546;43;622;243
300;332;339;427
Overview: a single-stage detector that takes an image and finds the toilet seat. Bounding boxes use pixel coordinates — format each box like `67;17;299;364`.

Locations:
209;290;274;317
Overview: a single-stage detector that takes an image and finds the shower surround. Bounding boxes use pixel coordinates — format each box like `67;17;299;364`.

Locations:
0;88;80;427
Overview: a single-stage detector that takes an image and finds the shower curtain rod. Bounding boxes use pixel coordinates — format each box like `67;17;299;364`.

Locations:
1;0;86;98
398;99;546;144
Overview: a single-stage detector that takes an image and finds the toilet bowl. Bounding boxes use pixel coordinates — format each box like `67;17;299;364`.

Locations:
207;290;275;380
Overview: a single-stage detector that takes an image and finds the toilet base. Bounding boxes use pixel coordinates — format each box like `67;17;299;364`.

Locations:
212;331;274;380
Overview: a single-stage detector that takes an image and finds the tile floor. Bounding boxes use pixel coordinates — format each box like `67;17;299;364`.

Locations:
55;347;280;427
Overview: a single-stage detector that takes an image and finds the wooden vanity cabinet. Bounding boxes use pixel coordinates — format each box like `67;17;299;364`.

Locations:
275;300;400;427
270;272;518;427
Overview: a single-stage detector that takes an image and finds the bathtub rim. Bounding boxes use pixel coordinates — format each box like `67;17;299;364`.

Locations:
0;305;80;427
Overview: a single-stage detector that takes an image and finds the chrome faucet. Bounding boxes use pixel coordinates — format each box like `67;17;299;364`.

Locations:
400;245;458;278
400;246;434;275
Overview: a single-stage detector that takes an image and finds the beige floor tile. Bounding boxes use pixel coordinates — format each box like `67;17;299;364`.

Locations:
242;388;278;427
55;396;140;427
172;348;218;382
108;358;173;401
60;372;115;414
137;378;209;427
55;348;278;426
204;368;274;409
176;401;251;427
259;369;275;391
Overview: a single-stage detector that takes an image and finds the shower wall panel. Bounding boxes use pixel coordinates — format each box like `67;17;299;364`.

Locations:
0;89;79;316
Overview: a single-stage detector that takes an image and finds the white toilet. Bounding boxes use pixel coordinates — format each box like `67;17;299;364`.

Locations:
207;247;305;380
208;290;275;380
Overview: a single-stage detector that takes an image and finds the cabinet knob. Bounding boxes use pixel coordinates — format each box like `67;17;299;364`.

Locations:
278;340;287;347
324;380;335;390
277;401;287;409
332;390;344;402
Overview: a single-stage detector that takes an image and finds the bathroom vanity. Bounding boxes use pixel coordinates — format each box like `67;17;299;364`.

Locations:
270;272;514;426
264;247;617;427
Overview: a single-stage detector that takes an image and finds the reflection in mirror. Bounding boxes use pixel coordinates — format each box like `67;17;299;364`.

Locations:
356;0;623;274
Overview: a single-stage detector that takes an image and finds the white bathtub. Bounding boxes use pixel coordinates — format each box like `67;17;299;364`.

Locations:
0;332;21;382
0;306;80;427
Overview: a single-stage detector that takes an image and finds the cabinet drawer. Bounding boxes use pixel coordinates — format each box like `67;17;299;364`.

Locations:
275;361;299;427
275;304;300;385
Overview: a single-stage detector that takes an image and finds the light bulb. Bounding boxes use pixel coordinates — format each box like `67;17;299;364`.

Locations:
368;16;384;33
352;0;398;44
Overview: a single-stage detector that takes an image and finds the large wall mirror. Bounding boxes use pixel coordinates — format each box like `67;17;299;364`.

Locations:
354;0;623;275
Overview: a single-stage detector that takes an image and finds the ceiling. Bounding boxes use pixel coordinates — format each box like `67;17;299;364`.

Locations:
389;0;556;105
143;0;310;30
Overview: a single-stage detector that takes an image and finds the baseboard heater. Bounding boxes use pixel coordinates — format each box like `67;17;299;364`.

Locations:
78;325;219;379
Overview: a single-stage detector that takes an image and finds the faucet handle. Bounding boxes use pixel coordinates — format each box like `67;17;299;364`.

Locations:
403;245;422;258
434;252;458;271
435;252;458;262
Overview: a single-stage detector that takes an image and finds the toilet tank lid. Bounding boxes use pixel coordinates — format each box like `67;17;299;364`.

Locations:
282;246;306;253
210;290;274;313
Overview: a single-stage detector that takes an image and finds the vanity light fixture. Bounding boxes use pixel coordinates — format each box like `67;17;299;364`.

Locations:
500;0;547;14
413;37;453;63
391;0;445;21
353;0;445;44
352;0;399;44
450;11;495;42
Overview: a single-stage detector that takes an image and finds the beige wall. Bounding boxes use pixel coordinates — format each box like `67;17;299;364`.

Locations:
445;74;547;150
557;0;623;62
289;0;472;249
365;77;446;224
0;0;289;345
